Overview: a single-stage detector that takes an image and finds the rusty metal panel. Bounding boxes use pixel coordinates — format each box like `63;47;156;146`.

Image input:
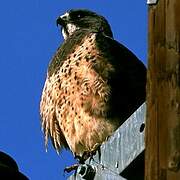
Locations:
68;103;146;180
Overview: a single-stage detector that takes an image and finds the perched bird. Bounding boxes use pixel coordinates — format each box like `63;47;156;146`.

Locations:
40;9;146;162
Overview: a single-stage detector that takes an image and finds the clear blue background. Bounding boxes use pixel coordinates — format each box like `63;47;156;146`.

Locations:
0;1;147;179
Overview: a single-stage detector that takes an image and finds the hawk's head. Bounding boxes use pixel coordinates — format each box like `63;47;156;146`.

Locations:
56;9;113;40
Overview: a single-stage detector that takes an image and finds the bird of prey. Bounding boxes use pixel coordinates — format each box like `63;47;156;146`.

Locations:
40;9;146;163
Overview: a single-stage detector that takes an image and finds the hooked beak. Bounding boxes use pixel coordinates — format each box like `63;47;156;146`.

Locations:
56;17;65;27
56;13;69;27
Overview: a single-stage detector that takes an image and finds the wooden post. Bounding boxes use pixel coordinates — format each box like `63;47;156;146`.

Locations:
146;0;180;180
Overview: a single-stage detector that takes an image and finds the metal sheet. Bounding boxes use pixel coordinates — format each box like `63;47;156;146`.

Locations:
147;0;158;5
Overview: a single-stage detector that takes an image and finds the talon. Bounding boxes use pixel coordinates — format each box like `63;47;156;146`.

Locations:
74;154;86;164
82;151;91;162
64;163;79;173
74;154;81;160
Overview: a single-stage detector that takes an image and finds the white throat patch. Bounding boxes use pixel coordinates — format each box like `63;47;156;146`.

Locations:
62;28;68;40
62;23;79;40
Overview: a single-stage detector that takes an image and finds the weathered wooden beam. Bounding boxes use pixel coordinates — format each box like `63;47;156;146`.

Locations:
69;103;146;180
146;0;180;180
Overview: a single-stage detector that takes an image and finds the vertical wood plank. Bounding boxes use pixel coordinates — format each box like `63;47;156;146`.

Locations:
146;0;180;180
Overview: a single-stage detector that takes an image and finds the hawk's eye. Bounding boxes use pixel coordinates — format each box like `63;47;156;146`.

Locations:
77;14;82;18
71;11;85;19
76;13;84;19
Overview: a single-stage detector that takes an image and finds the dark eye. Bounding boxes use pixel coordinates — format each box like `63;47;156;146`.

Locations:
70;11;85;19
76;13;84;19
77;14;82;18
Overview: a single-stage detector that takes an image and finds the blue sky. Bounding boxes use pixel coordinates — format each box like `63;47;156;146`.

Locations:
0;1;147;179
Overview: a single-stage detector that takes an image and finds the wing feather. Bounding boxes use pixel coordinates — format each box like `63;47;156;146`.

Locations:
40;76;69;152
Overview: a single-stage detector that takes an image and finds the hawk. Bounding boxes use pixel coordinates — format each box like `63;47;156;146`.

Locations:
40;9;146;162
